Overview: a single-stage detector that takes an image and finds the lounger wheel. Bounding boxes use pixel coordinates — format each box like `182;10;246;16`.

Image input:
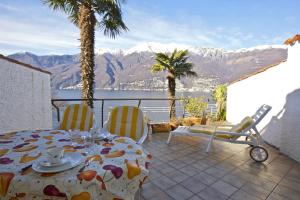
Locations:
250;146;268;162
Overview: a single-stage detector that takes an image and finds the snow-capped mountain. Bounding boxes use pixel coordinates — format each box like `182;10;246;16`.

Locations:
229;44;287;53
97;42;286;58
8;44;287;91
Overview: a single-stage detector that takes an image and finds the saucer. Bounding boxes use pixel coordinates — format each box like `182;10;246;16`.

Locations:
91;135;105;141
32;152;83;173
39;157;69;167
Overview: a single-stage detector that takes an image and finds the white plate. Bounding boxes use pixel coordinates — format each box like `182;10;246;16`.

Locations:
91;135;105;141
39;157;69;167
32;152;83;173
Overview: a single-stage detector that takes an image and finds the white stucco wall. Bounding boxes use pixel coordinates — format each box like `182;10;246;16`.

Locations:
0;58;52;133
227;41;300;162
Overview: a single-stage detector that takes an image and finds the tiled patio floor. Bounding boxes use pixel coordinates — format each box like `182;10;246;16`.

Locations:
139;132;300;200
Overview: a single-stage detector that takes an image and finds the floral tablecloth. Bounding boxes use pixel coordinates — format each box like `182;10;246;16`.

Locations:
0;130;151;200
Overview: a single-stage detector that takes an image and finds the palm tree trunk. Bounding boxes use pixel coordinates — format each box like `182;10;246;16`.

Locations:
79;3;96;108
167;76;176;119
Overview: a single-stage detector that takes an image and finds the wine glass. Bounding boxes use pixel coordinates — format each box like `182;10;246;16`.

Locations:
81;131;93;154
67;129;82;146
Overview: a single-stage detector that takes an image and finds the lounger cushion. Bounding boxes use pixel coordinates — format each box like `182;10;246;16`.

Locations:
189;116;253;139
189;125;234;139
230;116;253;133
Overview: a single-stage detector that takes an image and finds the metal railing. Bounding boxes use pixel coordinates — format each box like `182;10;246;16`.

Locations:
51;98;217;127
51;98;183;127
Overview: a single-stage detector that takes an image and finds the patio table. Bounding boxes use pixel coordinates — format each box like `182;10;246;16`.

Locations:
0;130;151;200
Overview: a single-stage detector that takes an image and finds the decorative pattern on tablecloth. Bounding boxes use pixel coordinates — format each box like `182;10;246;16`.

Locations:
0;130;151;200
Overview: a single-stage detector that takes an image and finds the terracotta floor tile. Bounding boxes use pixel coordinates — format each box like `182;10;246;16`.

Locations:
140;132;299;200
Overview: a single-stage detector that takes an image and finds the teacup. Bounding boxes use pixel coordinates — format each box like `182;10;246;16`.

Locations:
47;147;64;164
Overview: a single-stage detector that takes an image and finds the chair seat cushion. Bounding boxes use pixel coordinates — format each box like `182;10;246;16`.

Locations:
230;116;253;133
189;125;234;139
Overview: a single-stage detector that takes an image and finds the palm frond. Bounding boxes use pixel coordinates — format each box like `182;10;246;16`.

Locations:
155;53;170;62
155;58;171;70
44;0;128;34
185;70;198;77
151;64;164;73
174;49;188;59
170;48;177;62
93;0;126;11
43;0;66;10
96;0;128;38
151;49;197;79
44;0;79;25
66;1;80;25
100;17;128;38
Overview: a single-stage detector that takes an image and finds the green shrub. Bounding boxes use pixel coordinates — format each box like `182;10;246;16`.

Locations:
213;84;227;121
181;97;208;118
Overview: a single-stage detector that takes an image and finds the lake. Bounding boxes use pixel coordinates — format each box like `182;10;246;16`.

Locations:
52;89;214;127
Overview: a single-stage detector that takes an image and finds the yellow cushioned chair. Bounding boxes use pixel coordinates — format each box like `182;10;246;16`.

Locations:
59;104;94;131
103;106;148;144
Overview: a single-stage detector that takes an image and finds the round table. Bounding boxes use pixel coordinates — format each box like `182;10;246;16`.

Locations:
0;130;151;200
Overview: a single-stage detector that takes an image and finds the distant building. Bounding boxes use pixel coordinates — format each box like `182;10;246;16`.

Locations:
227;35;300;162
0;54;52;133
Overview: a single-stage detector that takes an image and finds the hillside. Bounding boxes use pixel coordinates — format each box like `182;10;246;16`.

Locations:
8;44;287;92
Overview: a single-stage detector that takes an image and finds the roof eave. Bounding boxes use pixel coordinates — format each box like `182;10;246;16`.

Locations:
0;54;51;75
229;60;287;85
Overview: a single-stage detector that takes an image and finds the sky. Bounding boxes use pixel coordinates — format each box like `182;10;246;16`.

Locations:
0;0;299;55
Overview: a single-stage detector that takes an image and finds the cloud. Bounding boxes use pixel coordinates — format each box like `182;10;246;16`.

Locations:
0;13;79;55
0;2;285;55
94;6;266;51
0;3;20;12
116;7;219;46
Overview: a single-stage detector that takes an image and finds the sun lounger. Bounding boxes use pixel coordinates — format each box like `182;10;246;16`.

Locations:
167;104;272;162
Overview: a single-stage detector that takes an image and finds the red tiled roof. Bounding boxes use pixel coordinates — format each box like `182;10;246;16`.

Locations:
0;54;51;75
284;34;300;45
229;60;286;85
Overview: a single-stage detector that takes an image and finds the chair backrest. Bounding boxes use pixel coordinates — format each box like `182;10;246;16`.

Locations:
251;104;272;126
59;104;94;131
229;104;271;139
107;106;144;142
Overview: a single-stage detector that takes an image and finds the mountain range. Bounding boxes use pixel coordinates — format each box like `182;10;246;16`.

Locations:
8;43;287;92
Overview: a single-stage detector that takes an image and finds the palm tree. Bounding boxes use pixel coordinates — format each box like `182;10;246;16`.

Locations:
44;0;128;107
151;49;197;119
